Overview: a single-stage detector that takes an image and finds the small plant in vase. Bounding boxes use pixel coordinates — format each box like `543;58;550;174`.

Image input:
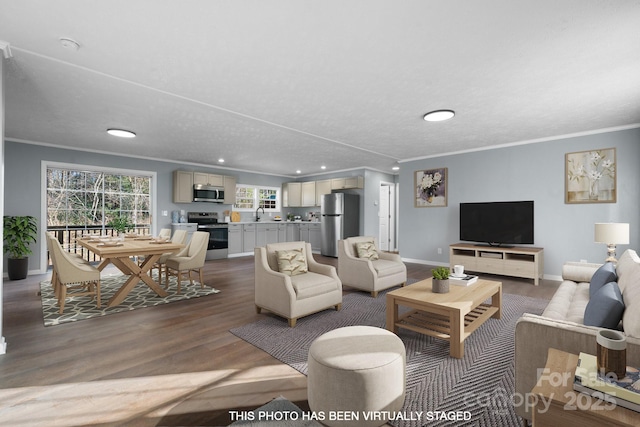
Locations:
107;214;133;238
431;267;450;294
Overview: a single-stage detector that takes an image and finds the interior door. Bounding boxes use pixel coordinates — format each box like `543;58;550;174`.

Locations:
379;185;390;251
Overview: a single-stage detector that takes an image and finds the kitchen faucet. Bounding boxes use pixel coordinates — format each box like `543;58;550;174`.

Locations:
256;207;265;222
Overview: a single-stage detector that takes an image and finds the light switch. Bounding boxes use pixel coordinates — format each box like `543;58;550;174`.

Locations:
161;210;168;216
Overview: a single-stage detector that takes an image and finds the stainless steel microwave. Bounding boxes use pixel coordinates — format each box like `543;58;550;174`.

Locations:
193;184;225;203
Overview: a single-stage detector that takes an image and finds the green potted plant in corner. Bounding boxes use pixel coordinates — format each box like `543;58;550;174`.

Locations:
3;215;38;280
431;266;450;294
107;214;133;238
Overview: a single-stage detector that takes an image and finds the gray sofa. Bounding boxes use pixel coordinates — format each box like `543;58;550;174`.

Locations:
515;249;640;422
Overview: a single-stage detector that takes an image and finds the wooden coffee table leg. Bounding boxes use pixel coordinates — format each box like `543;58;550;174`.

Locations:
450;308;464;358
386;294;398;333
492;286;502;319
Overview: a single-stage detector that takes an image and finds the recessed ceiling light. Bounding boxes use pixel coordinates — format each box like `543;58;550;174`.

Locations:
218;158;225;163
321;165;327;170
423;110;455;122
296;170;302;174
392;165;400;171
107;129;136;138
59;37;80;51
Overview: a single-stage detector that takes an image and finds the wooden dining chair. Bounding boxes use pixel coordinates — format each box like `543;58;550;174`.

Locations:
165;231;209;293
48;235;101;314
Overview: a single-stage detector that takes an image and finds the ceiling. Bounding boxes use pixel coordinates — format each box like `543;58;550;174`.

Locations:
1;1;639;177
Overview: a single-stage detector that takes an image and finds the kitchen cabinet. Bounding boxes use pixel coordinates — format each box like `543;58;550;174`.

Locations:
331;176;364;190
309;223;322;252
282;182;302;207
224;175;236;205
256;223;278;246
173;170;194;203
243;223;256;253
228;223;243;255
301;181;316;206
277;223;287;242
193;172;224;187
286;223;300;241
315;179;332;206
300;223;321;252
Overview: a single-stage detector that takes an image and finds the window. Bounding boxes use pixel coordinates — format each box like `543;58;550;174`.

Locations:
234;185;280;211
47;168;151;230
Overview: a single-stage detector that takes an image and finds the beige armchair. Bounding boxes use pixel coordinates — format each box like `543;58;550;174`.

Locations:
338;236;407;297
165;231;208;293
47;234;101;314
255;241;342;327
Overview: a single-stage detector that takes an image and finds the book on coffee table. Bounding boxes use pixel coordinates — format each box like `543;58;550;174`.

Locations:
449;275;478;286
573;352;640;412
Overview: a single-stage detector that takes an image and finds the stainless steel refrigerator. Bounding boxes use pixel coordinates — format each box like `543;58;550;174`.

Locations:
321;193;360;257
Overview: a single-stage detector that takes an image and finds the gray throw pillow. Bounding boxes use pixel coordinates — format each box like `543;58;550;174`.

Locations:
584;281;625;329
590;262;618;298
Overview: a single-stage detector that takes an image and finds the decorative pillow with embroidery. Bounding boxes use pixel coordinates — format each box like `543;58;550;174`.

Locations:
356;241;379;261
276;248;308;276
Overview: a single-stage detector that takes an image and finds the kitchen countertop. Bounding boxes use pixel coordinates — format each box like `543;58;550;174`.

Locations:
229;220;321;224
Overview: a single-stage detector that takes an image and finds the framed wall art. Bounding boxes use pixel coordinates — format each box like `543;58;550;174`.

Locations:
565;148;616;204
415;168;447;207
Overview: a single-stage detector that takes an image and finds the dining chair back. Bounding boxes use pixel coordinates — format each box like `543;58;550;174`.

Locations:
48;234;101;313
165;231;209;293
154;229;189;286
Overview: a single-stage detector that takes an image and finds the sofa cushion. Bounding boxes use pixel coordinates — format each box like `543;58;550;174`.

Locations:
590;262;617;298
584;281;625;329
356;241;379;261
617;249;640;338
542;280;590;323
276;248;308;276
291;272;337;299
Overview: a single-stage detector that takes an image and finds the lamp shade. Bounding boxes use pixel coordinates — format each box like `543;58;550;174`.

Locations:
594;223;630;244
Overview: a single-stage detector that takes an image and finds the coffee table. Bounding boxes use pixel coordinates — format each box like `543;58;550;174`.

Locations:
386;278;502;358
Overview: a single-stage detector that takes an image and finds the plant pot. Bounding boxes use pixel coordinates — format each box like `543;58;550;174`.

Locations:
432;278;449;294
7;257;29;280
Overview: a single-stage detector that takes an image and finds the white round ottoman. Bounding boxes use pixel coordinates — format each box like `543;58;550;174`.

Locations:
307;326;406;427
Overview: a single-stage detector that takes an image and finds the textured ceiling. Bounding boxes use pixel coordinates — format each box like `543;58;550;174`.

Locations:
1;0;639;177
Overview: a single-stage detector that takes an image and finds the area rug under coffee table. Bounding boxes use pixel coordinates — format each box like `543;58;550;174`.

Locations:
231;287;548;427
40;273;220;326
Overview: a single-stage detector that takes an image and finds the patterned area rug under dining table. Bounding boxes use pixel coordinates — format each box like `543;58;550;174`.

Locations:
40;273;220;326
231;286;548;427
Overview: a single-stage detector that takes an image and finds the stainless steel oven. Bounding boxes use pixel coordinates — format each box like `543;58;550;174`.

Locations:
187;212;228;259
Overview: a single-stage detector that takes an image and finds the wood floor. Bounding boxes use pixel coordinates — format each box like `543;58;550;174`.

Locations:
0;255;560;426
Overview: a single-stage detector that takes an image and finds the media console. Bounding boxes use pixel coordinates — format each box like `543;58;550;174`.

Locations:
449;243;544;286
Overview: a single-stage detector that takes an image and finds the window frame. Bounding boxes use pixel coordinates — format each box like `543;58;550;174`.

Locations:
234;184;281;212
40;161;157;273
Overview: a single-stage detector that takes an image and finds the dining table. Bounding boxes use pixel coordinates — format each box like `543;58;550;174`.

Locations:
76;236;185;308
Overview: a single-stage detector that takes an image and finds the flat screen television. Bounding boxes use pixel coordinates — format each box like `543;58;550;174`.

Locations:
459;201;534;246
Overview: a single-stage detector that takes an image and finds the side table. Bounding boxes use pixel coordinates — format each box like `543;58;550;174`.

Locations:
530;348;640;427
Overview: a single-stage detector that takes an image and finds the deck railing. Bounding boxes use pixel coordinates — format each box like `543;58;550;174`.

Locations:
46;225;151;264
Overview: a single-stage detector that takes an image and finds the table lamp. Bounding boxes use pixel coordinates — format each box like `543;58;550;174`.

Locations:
594;223;629;263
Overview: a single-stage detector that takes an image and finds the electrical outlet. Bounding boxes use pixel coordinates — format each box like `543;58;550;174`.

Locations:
161;210;168;216
437;248;442;255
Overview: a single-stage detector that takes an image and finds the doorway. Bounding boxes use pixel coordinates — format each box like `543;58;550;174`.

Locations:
378;182;397;252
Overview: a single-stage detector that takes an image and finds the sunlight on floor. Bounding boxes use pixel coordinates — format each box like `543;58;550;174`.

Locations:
0;364;306;426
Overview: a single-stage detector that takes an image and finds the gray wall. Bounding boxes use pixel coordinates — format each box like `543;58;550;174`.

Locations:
398;127;640;277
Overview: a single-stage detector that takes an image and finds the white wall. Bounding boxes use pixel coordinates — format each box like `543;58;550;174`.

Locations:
398;128;640;277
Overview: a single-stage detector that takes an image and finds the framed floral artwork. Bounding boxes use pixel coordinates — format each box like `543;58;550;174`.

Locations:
415;168;447;207
565;148;616;203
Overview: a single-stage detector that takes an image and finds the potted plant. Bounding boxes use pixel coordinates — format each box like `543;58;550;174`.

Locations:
107;214;133;237
3;215;38;280
431;266;450;294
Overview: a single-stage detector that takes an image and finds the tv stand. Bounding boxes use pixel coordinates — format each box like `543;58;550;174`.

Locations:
449;243;544;286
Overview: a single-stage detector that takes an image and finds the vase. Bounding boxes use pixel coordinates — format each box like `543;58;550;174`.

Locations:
421;189;435;203
589;179;599;200
432;278;449;294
